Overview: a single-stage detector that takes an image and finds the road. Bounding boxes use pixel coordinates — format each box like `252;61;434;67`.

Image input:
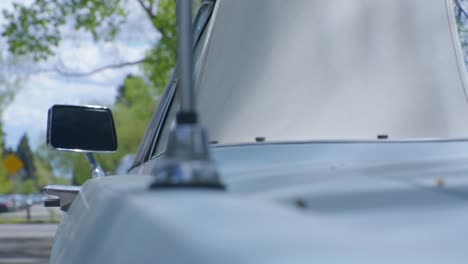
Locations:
0;205;60;264
0;224;57;264
0;205;62;222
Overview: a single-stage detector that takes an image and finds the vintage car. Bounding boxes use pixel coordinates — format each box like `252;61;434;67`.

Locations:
45;0;468;263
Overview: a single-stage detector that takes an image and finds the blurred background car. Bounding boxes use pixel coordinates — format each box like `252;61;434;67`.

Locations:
9;194;27;210
0;195;13;213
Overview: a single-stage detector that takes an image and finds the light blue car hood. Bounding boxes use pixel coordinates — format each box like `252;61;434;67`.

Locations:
52;140;468;263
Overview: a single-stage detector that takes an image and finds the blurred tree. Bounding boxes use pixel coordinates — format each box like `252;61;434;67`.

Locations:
34;153;55;188
0;49;26;112
2;146;13;156
0;121;12;194
18;179;36;194
97;75;154;175
0;177;13;194
2;0;128;61
67;154;90;185
34;144;71;185
0;54;25;194
16;134;37;184
1;0;189;95
1;0;185;184
142;0;177;94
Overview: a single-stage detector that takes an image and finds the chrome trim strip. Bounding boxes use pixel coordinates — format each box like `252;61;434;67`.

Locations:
44;185;81;212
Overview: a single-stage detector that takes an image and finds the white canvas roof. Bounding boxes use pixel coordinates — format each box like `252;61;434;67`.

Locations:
195;0;468;143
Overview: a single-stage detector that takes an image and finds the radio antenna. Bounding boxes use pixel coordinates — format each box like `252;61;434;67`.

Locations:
150;0;224;190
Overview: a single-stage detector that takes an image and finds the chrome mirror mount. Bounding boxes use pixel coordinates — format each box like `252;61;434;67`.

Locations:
86;153;106;178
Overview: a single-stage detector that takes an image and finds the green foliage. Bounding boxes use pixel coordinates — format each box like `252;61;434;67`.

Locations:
33;0;177;185
0;217;60;224
0;120;12;194
18;179;36;194
36;144;87;185
0;137;68;193
0;71;22;109
2;0;177;90
69;153;91;185
52;176;71;186
1;0;178;92
2;0;128;61
98;75;155;174
0;176;13;194
34;153;56;188
144;0;177;93
1;0;180;185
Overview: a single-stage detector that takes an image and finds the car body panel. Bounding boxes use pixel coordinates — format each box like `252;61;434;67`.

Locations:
52;141;468;263
195;0;468;142
49;0;468;262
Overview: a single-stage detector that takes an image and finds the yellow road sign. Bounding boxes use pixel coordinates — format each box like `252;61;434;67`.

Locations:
4;154;24;175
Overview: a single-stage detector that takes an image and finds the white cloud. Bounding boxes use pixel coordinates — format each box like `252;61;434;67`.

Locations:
3;73;118;148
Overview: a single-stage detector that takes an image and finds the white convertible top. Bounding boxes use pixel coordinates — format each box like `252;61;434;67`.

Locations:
195;0;468;142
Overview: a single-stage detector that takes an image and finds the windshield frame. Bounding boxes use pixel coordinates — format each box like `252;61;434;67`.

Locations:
130;0;217;170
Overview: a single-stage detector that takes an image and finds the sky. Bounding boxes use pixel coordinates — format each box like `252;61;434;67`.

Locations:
0;0;159;150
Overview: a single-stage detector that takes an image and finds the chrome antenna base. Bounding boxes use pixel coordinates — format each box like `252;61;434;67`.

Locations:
150;113;224;190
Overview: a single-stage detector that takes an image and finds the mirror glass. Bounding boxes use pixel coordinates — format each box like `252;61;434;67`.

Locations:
47;105;118;152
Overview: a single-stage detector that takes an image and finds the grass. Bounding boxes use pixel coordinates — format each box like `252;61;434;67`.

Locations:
0;207;62;224
49;209;56;222
0;218;60;224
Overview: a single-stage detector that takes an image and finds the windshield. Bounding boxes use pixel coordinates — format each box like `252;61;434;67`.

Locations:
188;0;468;144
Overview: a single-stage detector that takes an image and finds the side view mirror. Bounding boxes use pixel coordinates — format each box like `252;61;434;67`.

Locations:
44;105;117;211
47;104;118;152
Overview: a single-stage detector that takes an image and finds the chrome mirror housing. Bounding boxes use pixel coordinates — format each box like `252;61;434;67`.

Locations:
47;104;117;178
47;104;118;153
